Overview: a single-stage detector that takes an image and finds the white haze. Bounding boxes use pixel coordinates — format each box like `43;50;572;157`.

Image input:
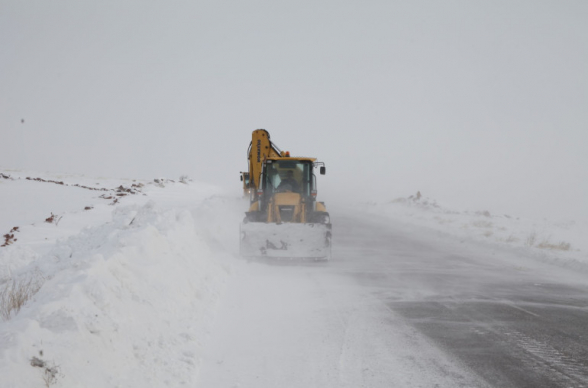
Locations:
1;0;587;222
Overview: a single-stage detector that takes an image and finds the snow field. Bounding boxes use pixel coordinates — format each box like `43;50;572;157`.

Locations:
0;171;234;387
363;194;588;272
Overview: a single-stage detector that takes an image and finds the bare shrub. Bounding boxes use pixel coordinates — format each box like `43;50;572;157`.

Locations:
1;226;20;247
537;240;571;251
0;275;44;320
30;355;60;387
31;356;45;368
525;232;571;251
116;185;141;195
43;363;60;387
45;213;62;225
153;177;177;187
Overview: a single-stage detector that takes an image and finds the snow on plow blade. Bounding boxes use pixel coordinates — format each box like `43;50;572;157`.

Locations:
240;222;331;259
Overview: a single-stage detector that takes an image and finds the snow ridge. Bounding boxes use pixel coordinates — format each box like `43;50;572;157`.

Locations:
0;199;228;387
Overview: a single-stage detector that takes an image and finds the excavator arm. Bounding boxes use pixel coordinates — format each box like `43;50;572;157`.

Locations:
247;129;282;201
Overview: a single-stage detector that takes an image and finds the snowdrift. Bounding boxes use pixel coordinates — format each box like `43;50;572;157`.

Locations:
0;171;237;387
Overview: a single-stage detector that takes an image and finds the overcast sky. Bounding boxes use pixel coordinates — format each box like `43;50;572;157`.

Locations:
1;0;587;221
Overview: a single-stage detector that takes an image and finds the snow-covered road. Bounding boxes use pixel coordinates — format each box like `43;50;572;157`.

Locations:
337;211;588;387
199;208;588;387
198;256;489;387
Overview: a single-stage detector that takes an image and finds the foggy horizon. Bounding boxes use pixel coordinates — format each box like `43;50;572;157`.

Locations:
1;0;587;222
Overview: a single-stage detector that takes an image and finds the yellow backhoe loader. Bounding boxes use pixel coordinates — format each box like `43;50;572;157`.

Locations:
239;129;331;260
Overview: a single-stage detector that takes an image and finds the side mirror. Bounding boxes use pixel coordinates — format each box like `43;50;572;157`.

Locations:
240;175;243;181
320;166;326;175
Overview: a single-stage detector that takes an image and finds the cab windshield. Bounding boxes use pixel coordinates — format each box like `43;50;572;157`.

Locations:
264;160;312;197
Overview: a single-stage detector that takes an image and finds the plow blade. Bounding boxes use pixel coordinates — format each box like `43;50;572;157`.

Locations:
240;222;331;260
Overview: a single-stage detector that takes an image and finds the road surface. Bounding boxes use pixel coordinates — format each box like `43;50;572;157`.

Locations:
198;209;588;387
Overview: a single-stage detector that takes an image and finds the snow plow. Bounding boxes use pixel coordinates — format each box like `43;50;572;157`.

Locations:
239;129;331;260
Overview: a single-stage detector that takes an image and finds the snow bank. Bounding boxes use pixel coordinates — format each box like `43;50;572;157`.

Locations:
0;170;235;387
363;192;588;272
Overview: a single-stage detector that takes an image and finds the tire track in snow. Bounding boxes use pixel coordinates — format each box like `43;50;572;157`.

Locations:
501;329;588;387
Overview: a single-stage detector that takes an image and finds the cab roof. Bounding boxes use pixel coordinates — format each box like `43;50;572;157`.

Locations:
267;156;317;162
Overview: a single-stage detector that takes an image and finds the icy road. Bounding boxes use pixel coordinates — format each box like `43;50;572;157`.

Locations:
199;208;588;388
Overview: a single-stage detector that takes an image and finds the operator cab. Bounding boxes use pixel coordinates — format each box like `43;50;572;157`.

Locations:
263;159;312;197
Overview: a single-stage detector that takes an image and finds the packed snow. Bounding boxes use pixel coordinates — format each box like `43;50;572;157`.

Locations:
2;170;587;387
